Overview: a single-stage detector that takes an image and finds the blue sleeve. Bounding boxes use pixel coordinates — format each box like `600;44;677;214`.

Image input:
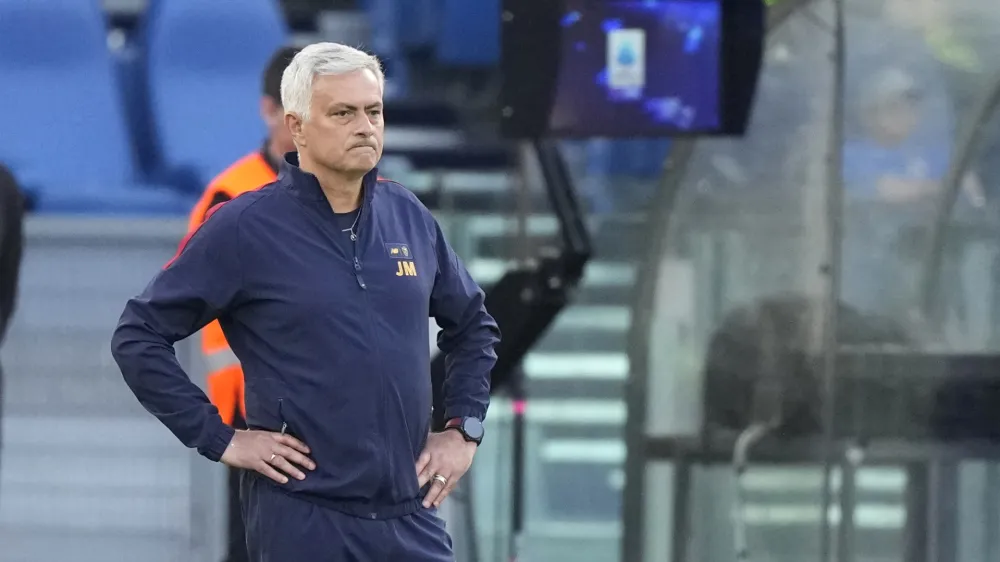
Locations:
110;206;244;462
428;220;501;422
842;141;877;195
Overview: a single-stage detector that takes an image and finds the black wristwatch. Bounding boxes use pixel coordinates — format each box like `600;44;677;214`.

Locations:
444;417;485;445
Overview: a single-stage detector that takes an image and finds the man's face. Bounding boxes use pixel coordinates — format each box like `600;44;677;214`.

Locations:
872;97;919;144
289;69;384;177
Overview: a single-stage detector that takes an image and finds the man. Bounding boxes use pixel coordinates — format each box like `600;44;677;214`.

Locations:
187;44;299;562
0;162;25;487
844;68;952;203
841;67;954;317
111;42;500;561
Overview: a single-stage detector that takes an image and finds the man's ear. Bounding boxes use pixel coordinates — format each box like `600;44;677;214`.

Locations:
285;112;305;147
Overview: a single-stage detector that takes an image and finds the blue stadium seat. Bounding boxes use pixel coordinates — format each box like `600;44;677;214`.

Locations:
436;0;500;66
0;0;193;214
142;0;288;192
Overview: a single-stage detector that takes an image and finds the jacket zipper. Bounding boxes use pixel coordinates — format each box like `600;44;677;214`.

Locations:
352;198;368;289
350;203;392;498
278;398;287;434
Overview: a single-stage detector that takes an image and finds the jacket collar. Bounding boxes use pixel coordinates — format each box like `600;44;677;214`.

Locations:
278;152;378;206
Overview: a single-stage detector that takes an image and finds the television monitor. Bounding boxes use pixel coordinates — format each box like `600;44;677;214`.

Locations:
501;0;764;138
551;0;722;135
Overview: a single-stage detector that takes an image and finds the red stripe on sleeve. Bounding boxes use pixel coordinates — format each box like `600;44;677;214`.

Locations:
163;200;228;270
204;201;226;221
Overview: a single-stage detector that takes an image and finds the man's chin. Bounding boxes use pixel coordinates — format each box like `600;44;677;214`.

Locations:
336;162;377;178
350;153;380;170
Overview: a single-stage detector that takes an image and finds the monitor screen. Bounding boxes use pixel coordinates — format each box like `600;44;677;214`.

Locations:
548;0;723;136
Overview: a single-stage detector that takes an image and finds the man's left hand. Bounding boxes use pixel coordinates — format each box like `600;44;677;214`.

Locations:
416;429;477;508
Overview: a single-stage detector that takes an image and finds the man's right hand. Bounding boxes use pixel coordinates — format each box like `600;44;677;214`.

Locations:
220;429;316;484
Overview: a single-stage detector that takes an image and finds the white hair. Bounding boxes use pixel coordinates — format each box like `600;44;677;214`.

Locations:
280;42;384;121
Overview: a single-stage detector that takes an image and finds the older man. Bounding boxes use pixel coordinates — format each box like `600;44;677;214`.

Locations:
111;42;500;561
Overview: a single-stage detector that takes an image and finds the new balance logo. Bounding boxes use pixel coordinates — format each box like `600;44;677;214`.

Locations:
385;243;411;259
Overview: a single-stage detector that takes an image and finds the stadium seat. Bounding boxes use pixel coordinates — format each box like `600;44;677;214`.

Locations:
435;0;500;66
142;0;288;193
397;0;440;50
0;0;194;214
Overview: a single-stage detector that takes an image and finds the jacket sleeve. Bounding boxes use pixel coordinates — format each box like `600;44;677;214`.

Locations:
429;219;501;422
110;205;244;461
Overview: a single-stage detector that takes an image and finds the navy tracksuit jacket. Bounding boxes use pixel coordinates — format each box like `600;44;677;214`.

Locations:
111;156;500;560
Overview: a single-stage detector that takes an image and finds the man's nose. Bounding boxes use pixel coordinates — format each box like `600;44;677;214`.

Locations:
355;115;376;135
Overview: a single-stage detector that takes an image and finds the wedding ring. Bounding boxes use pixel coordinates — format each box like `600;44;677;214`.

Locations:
432;474;448;485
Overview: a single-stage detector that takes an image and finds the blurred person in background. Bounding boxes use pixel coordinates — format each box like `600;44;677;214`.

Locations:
0;163;25;483
112;42;499;561
842;66;984;326
844;68;950;204
186;44;300;562
840;67;944;319
845;67;982;205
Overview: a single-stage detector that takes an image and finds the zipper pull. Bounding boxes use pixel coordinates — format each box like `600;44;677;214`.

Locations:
280;422;287;435
353;257;366;289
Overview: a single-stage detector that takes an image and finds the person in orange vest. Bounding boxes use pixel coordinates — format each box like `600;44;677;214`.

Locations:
186;45;300;562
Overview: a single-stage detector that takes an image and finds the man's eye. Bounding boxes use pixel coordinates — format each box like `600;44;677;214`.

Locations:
369;110;382;116
334;111;350;117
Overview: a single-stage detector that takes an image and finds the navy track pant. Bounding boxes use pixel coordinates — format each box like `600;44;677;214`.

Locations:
241;472;454;562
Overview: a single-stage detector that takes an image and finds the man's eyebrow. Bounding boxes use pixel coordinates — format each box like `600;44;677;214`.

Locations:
329;102;383;111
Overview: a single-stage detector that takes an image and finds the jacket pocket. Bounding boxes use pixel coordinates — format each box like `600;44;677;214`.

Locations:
243;378;284;431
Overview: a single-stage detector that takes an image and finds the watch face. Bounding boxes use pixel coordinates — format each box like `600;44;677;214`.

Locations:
462;418;485;441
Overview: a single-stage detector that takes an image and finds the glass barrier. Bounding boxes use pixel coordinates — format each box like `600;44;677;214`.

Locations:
628;0;1000;561
835;1;1000;560
626;0;837;560
938;88;1000;562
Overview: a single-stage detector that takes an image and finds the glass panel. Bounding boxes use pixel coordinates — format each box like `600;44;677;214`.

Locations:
638;0;837;560
636;0;1000;558
836;1;1000;559
906;76;1000;562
